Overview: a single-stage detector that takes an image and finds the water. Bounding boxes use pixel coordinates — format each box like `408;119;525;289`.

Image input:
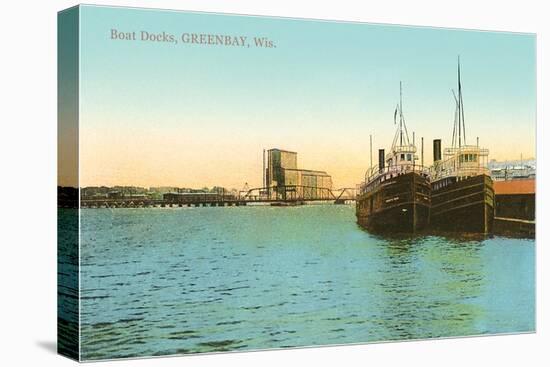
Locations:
77;205;535;360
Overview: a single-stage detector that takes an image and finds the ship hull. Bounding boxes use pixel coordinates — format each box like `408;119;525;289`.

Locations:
356;172;430;233
430;174;495;234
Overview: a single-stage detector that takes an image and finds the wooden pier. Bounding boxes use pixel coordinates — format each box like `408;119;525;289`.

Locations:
494;217;535;238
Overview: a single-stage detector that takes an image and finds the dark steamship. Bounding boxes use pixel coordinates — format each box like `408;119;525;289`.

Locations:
356;83;431;233
430;58;495;234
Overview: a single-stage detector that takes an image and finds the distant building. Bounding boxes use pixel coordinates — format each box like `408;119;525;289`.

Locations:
265;148;332;200
488;159;536;181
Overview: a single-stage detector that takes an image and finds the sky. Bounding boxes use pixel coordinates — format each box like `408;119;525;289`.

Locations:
66;5;536;189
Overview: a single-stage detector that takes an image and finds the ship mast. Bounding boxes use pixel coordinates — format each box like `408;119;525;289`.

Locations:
392;81;411;150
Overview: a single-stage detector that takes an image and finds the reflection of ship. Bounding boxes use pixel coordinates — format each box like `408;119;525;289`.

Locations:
356;83;431;233
430;58;495;234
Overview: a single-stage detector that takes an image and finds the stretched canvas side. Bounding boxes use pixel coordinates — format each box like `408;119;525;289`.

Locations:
57;5;80;361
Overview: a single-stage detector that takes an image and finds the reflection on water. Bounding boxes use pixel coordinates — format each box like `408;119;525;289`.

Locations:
76;205;534;360
58;208;79;359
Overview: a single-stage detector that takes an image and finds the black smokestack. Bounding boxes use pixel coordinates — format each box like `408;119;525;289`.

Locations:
378;149;385;172
433;139;441;162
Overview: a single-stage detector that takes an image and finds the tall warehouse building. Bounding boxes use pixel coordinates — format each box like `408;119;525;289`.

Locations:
264;148;332;200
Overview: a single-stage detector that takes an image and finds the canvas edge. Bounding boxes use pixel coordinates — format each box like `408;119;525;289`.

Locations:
57;4;81;362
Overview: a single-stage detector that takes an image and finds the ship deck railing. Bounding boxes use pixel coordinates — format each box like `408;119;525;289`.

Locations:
360;164;431;194
431;165;491;181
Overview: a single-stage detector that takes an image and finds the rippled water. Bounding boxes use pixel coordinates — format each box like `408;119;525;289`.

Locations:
78;205;534;360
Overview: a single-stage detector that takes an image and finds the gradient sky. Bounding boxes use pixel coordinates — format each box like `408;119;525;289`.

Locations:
74;5;536;189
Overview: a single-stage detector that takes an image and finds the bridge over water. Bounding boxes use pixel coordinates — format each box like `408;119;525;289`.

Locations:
78;185;356;209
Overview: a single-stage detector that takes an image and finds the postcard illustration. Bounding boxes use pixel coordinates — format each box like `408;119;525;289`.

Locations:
58;5;536;361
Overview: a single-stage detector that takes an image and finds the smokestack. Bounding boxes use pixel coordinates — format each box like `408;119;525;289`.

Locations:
378;149;385;172
433;139;441;162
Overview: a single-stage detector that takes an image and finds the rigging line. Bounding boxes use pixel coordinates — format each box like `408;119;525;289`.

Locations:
452;89;459;148
458;56;462;148
392;111;398;143
392;117;402;150
458;56;467;146
401;87;411;146
399;81;403;145
460;82;466;146
399;81;412;146
402;114;411;146
454;102;459;148
392;123;400;150
392;99;400;150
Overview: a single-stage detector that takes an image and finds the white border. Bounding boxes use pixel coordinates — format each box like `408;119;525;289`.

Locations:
0;1;547;367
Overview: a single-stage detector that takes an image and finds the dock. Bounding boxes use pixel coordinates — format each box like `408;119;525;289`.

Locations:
494;217;535;238
493;179;535;238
